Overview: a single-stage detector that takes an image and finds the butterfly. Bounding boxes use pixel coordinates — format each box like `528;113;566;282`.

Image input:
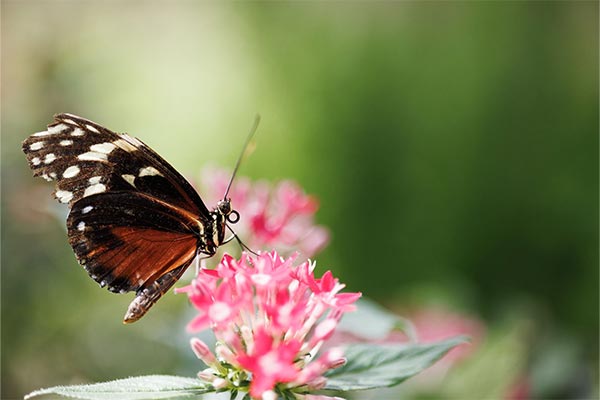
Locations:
22;113;257;323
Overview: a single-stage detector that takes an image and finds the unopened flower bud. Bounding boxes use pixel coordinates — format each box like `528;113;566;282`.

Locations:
191;338;217;366
197;369;217;382
212;377;229;390
304;376;328;391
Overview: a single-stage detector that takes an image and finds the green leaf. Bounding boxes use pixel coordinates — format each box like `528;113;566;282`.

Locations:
324;336;468;391
24;375;213;400
338;297;417;341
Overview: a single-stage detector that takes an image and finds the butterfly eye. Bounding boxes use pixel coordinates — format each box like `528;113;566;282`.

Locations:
227;210;240;224
217;199;232;214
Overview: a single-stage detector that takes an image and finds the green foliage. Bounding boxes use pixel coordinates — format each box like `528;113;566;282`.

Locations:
24;376;211;400
324;337;468;392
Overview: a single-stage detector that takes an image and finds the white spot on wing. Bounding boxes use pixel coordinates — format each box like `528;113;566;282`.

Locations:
139;166;163;177
122;174;136;187
56;190;73;203
49;172;57;179
41;173;52;181
84;183;106;197
88;176;102;184
90;142;116;154
44;153;56;164
82;205;93;214
78;151;107;162
86;124;100;133
29;142;44;150
60;140;73;146
63;165;80;178
63;119;77;125
32;130;49;137
113;138;138;152
77;221;86;231
71;128;85;136
47;124;68;134
32;157;41;166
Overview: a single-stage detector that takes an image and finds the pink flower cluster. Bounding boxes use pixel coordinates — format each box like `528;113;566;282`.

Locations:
176;251;361;399
199;167;329;258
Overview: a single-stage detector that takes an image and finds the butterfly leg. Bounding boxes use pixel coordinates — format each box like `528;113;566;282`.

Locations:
194;251;212;276
222;234;236;244
224;226;259;255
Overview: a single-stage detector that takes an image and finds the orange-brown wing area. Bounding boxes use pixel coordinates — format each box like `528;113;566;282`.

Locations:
94;227;197;291
67;191;202;294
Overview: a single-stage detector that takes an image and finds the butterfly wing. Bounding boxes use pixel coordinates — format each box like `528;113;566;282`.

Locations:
22;113;210;215
22;114;209;321
67;191;200;294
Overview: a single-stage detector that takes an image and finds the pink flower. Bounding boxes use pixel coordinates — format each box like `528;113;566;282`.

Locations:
197;167;329;258
236;328;303;398
177;251;360;399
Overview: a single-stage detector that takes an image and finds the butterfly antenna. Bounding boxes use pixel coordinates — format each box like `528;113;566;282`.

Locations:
223;114;261;199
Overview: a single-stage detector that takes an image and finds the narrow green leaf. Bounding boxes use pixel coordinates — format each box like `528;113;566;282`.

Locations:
338;297;417;341
324;336;468;391
24;375;213;400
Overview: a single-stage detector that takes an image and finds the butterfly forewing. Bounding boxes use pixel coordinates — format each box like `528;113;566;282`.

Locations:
22;113;210;216
22;114;218;322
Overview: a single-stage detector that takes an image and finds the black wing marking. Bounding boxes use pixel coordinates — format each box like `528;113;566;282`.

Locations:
22;113;211;217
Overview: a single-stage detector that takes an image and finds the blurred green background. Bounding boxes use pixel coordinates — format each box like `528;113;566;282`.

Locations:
2;2;597;399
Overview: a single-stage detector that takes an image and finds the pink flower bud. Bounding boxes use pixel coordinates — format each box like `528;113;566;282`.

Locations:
304;376;328;391
197;370;217;382
212;378;229;390
312;318;338;344
190;338;217;367
216;343;237;366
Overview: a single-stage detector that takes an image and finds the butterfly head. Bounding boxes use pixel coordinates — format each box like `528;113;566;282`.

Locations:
216;198;240;224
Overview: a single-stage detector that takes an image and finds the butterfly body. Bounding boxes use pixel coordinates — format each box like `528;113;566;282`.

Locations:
22;113;238;323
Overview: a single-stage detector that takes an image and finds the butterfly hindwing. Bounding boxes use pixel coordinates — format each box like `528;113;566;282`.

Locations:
67;191;200;293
